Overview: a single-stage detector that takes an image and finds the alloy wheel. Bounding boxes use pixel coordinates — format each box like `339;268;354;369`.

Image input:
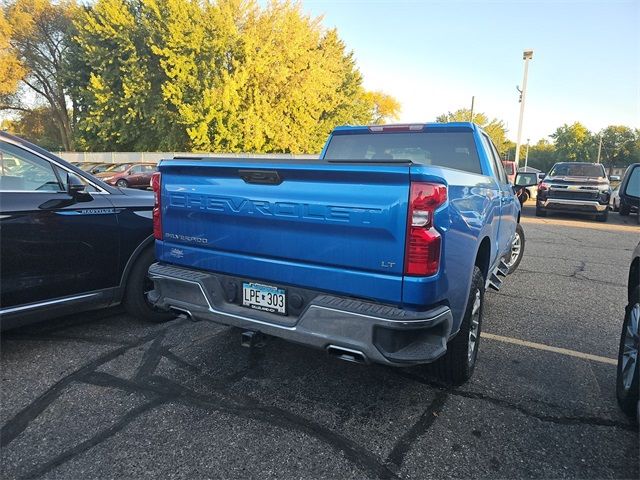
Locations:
468;289;481;365
621;303;640;391
506;231;522;269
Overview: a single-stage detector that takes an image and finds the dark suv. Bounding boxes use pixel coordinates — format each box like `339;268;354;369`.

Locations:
536;162;611;222
0;132;173;329
617;163;640;218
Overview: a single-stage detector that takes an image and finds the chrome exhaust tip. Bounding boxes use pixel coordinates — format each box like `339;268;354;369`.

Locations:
327;345;367;364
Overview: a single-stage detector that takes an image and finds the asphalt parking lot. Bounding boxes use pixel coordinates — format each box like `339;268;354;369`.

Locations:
1;205;638;479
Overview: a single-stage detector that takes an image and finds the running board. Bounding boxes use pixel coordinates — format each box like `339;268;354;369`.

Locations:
487;259;510;291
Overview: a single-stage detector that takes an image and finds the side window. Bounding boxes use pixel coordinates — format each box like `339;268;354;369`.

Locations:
0;142;63;192
479;134;502;182
489;141;509;184
625;167;640;198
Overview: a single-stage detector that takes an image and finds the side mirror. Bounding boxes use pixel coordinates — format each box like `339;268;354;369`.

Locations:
538;173;546;180
67;172;87;198
609;175;620;182
514;172;539;188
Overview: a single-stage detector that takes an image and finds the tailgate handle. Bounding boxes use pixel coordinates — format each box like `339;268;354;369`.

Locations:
239;170;282;185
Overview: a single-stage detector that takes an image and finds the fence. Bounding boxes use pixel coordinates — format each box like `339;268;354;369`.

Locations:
56;151;318;164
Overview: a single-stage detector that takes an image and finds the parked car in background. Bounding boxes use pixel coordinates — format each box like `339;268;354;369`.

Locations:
86;162;118;175
0;132;173;329
95;163;158;189
536;162;611;222
610;185;621;211
502;160;516;184
617;163;640;218
616;241;639;422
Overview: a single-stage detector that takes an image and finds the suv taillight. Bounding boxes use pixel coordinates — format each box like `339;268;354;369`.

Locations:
404;182;447;276
151;172;162;240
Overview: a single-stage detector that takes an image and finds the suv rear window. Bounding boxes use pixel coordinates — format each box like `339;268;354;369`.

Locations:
549;163;605;177
324;131;482;174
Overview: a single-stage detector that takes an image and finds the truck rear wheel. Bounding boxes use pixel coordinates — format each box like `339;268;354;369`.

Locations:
503;224;525;274
429;266;485;385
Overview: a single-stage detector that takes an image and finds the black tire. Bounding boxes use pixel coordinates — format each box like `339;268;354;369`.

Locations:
116;179;129;188
429;266;485;385
123;247;175;323
596;209;609;222
619;204;631;216
535;205;547;217
503;224;525;274
521;190;529;204
616;286;639;421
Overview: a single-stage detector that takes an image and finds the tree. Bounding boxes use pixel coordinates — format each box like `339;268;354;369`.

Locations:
364;90;401;125
73;0;399;152
526;139;556;172
436;108;509;155
3;0;77;150
597;125;640;167
2;106;64;150
0;9;26;97
550;122;594;162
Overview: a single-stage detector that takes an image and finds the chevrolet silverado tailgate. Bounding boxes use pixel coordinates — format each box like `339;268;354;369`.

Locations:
157;159;410;303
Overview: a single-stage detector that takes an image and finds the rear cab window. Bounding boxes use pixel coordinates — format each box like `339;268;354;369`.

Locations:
323;131;482;174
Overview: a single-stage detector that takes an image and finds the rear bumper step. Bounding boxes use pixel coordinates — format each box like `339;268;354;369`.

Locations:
148;263;453;366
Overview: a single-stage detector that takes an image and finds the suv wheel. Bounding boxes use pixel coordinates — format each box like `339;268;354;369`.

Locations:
123;247;175;323
428;265;485;385
616;286;639;421
116;179;129;188
620;204;631;216
596;210;609;222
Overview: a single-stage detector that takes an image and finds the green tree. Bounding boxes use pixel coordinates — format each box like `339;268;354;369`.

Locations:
73;0;399;152
597;125;640;167
436;108;509;155
3;0;77;150
526;139;556;173
2;106;64;150
550;122;594;162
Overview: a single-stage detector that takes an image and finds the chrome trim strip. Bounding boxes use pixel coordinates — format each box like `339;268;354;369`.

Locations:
0;292;100;315
541;199;608;211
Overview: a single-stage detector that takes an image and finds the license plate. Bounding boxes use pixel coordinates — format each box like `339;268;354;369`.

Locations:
242;282;287;315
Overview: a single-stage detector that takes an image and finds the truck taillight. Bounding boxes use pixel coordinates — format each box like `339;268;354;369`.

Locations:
151;172;162;240
404;182;447;276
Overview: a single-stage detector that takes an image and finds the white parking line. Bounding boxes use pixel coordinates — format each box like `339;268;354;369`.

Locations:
483;332;617;365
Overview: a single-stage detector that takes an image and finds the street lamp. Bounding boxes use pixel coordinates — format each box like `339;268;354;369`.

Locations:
514;49;533;168
524;138;530;169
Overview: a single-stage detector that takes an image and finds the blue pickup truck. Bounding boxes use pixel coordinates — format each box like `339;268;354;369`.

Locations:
148;123;533;384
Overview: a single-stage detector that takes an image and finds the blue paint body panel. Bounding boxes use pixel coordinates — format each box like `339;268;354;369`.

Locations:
156;122;520;334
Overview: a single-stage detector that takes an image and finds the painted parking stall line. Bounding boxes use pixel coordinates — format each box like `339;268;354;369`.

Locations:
483;332;617;365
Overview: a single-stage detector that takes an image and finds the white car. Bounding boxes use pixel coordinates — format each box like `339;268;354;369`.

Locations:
610;185;621;211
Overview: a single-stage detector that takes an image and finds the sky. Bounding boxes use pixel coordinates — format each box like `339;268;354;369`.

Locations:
300;0;640;143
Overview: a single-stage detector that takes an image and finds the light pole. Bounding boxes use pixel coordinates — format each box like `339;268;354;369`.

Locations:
514;49;533;168
524;138;530;169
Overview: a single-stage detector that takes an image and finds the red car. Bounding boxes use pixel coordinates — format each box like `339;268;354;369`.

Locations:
502;160;516;184
96;163;158;189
